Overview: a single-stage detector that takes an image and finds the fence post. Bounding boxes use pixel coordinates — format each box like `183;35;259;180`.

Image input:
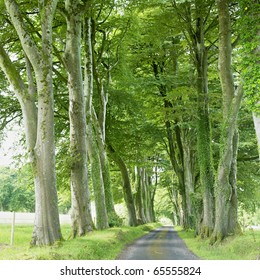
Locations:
10;212;15;246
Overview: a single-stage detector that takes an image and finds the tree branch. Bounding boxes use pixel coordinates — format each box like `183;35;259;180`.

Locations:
4;0;41;72
0;43;27;103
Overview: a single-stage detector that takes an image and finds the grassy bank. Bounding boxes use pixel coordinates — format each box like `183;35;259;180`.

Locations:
0;223;161;260
2;223;259;260
176;226;260;260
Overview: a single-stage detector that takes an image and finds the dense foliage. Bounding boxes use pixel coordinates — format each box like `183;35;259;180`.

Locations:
0;0;259;245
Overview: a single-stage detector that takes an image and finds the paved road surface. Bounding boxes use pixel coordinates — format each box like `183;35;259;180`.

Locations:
117;226;199;260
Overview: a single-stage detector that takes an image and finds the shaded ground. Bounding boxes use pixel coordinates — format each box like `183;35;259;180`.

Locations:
117;226;199;260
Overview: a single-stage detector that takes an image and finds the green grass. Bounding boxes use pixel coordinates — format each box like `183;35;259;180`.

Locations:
176;226;260;260
0;223;161;260
2;223;258;260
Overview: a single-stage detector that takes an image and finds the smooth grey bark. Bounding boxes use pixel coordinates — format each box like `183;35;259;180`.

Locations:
94;90;118;225
84;16;109;230
4;0;62;245
212;88;243;241
0;45;37;156
32;2;61;245
182;132;195;228
135;167;147;224
143;171;155;223
86;110;109;230
64;0;93;236
212;0;243;242
142;170;150;222
100;143;119;225
149;166;157;223
85;16;118;226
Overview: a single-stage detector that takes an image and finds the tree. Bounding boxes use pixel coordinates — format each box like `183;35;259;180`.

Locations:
238;0;260;158
211;0;243;242
134;166;156;223
0;0;257;247
107;141;138;226
1;0;62;245
120;3;197;229
0;167;15;211
63;0;94;236
83;3;114;229
84;1;131;227
172;0;218;236
0;166;35;212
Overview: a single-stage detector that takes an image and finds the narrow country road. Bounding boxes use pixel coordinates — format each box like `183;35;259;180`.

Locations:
117;226;199;260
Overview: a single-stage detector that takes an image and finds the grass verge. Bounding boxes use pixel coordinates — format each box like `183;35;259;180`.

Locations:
0;223;161;260
176;226;260;260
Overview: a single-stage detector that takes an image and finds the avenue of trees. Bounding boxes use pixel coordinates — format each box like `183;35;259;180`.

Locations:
0;0;259;245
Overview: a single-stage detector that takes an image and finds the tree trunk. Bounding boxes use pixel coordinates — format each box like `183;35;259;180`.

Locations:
212;94;242;241
84;16;111;229
91;108;117;227
107;142;138;226
86;15;119;226
31;1;61;245
182;134;195;228
64;0;93;236
197;104;214;238
149;163;158;222
253;113;260;158
227;130;239;233
165;120;190;228
143;171;151;222
4;0;62;245
135;167;147;224
194;9;215;237
0;45;63;245
211;0;243;242
100;146;119;226
153;59;192;229
0;45;37;156
144;172;155;222
86;113;109;230
252;27;260;158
